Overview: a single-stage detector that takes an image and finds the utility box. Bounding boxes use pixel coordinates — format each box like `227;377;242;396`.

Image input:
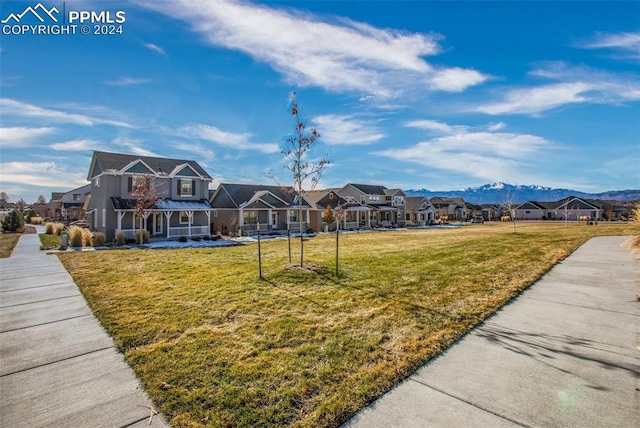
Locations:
60;231;68;250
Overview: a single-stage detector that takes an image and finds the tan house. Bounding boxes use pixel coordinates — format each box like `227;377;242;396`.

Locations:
337;183;406;227
404;197;436;226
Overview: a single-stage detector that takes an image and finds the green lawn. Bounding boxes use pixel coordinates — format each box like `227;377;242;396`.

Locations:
39;233;61;250
0;233;20;258
58;222;629;427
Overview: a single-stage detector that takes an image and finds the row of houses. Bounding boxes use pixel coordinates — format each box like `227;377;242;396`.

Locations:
42;151;634;242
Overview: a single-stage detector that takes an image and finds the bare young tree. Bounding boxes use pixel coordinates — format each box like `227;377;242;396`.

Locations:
131;173;162;247
282;92;329;267
502;189;518;234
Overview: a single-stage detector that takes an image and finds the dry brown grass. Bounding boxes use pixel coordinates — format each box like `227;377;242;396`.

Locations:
58;222;628;427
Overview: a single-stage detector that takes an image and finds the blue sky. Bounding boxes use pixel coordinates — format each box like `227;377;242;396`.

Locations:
1;0;639;203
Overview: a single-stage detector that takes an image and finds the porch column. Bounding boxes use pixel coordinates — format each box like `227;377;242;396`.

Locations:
205;210;211;235
268;209;273;227
238;209;244;227
187;211;194;236
286;209;290;229
343;211;347;230
164;211;173;238
305;210;310;230
117;211;125;231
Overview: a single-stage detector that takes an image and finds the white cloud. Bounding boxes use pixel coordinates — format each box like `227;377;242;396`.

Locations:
428;67;489;92
0;161;87;188
312;114;384;145
181;123;279;153
112;137;160;157
377;119;553;184
578;31;640;60
174;142;216;161
144;43;167;56
476;82;592;115
104;76;153;86
0;99;134;128
474;62;640;115
405;120;466;134
135;0;488;97
0;127;54;147
51;139;101;151
487;122;506;132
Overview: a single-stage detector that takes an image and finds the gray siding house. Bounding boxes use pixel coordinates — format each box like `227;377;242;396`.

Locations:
86;151;214;241
337;184;406;227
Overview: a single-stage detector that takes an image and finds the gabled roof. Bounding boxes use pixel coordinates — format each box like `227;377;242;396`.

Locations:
517;201;547;210
343;183;388;195
210;183;306;209
87;151;212;180
303;189;348;210
405;196;433;212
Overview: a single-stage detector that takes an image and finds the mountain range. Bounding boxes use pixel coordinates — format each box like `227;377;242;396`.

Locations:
405;183;640;205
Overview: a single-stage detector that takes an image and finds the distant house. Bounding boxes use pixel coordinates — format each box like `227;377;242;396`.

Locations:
337;183;406;227
86;151;214;241
430;197;468;221
404;197;436;225
209;183;313;235
514;196;603;221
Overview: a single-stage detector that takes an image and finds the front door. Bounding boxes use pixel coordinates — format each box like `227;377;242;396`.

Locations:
271;212;278;229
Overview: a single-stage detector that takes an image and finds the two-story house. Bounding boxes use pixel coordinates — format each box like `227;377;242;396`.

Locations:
86;151;214;241
337;184;406;227
404;196;436;226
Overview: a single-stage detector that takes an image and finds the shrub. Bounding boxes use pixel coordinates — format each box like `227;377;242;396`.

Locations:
25;209;37;222
46;222;65;235
29;216;44;225
68;226;84;248
135;230;150;245
82;228;93;247
93;232;106;247
115;231;125;246
178;236;187;243
202;235;211;241
191;236;201;242
625;204;640;253
1;209;25;232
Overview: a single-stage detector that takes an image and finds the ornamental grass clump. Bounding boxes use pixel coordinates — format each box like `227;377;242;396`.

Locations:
116;231;125;246
45;222;65;235
136;230;150;245
625;204;640;254
29;216;44;225
67;226;85;248
93;232;106;247
82;228;93;247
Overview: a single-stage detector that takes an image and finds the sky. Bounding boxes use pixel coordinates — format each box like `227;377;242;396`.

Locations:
1;0;639;203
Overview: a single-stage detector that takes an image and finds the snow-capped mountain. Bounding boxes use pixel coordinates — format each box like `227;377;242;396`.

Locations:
405;182;640;204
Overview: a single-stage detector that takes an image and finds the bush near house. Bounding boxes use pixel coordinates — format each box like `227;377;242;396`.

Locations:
136;230;150;245
93;232;106;247
68;226;85;247
115;231;126;246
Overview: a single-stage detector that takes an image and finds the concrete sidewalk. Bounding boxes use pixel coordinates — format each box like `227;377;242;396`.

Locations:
0;231;168;427
345;236;639;428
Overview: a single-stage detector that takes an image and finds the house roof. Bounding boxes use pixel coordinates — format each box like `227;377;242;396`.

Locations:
210;183;304;209
405;196;433;212
88;151;212;180
345;183;389;195
110;197;212;211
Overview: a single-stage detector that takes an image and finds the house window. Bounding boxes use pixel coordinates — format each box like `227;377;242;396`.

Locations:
243;210;257;225
180;179;193;197
128;176;149;194
329;193;333;199
94;177;100;187
179;211;190;224
213;210;218;218
370;195;380;202
360;195;366;204
73;194;81;202
289;210;298;222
